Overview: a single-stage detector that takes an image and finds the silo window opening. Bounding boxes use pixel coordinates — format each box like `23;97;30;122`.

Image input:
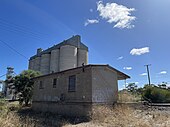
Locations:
53;78;57;88
68;75;76;92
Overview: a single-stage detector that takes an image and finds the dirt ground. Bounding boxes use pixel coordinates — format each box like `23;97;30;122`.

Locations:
63;104;170;127
1;101;170;127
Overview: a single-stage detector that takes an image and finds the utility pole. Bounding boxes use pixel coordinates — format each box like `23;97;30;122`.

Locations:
144;64;151;85
124;79;127;89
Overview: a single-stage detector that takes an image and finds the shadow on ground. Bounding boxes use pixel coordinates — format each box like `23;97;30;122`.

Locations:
17;107;90;127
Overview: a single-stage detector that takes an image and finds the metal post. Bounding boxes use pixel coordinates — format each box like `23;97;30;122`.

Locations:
125;79;127;89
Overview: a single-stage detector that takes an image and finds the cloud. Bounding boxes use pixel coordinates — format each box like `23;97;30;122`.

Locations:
140;73;147;76
159;71;167;74
90;9;93;12
84;19;99;26
123;67;132;70
117;56;123;60
130;47;150;55
97;1;136;29
135;82;139;85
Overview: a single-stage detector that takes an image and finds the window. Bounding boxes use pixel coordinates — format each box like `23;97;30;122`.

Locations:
39;81;44;89
53;78;57;88
68;75;76;92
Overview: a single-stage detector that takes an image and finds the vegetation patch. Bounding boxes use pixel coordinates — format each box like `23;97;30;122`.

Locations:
142;85;170;103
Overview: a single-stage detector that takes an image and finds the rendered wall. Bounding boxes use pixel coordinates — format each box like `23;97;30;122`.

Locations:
33;67;92;103
32;66;92;116
92;66;118;104
32;102;92;116
32;65;119;116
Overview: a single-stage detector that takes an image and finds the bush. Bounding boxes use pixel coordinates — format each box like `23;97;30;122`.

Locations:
142;85;170;103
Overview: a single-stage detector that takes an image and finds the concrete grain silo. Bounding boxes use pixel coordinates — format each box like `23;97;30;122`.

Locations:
78;49;88;67
40;53;50;75
50;49;59;73
59;45;78;71
34;56;41;71
31;58;36;70
28;59;34;70
28;35;88;75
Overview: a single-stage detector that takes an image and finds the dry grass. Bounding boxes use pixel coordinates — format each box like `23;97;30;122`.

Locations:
118;90;141;102
0;100;36;127
1;99;170;127
64;105;170;127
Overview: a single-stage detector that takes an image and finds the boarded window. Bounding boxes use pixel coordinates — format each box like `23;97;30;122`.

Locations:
68;75;76;92
53;78;57;88
39;81;44;89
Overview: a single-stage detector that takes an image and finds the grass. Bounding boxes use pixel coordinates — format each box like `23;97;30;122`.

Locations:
118;90;141;103
91;104;170;127
1;98;170;127
0;98;88;127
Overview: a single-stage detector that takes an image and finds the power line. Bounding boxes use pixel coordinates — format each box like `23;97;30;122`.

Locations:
0;18;50;38
0;39;29;60
0;25;47;41
0;74;6;78
0;18;51;42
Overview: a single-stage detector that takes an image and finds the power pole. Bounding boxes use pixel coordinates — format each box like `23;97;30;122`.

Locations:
124;79;127;89
144;64;151;85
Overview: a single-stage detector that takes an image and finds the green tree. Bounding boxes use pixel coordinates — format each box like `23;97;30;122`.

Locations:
158;82;167;89
14;70;40;106
126;83;137;93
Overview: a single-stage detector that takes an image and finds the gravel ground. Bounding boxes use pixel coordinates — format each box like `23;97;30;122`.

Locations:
63;105;170;127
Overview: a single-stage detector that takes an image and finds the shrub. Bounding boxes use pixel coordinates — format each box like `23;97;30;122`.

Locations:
142;85;170;103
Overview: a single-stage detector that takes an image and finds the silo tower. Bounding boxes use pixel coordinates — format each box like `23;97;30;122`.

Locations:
28;35;88;75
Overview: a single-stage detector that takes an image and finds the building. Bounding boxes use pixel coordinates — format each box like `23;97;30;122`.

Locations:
32;64;130;116
29;35;88;75
31;35;130;116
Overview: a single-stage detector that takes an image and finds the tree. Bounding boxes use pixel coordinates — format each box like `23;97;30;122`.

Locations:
126;83;137;93
158;82;168;89
14;70;40;106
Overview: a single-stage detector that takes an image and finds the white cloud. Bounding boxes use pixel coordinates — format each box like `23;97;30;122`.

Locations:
135;82;139;85
159;71;167;74
97;1;136;29
130;47;150;56
123;67;132;70
90;9;93;12
140;73;147;76
117;56;123;60
84;19;99;26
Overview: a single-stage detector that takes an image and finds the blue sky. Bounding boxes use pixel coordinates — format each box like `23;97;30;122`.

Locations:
0;0;170;90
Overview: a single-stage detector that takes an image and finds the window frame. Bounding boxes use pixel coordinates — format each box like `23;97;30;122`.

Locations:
53;78;57;88
39;81;44;89
68;75;76;92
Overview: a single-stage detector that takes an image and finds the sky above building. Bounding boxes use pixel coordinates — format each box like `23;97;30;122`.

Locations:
0;0;170;90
